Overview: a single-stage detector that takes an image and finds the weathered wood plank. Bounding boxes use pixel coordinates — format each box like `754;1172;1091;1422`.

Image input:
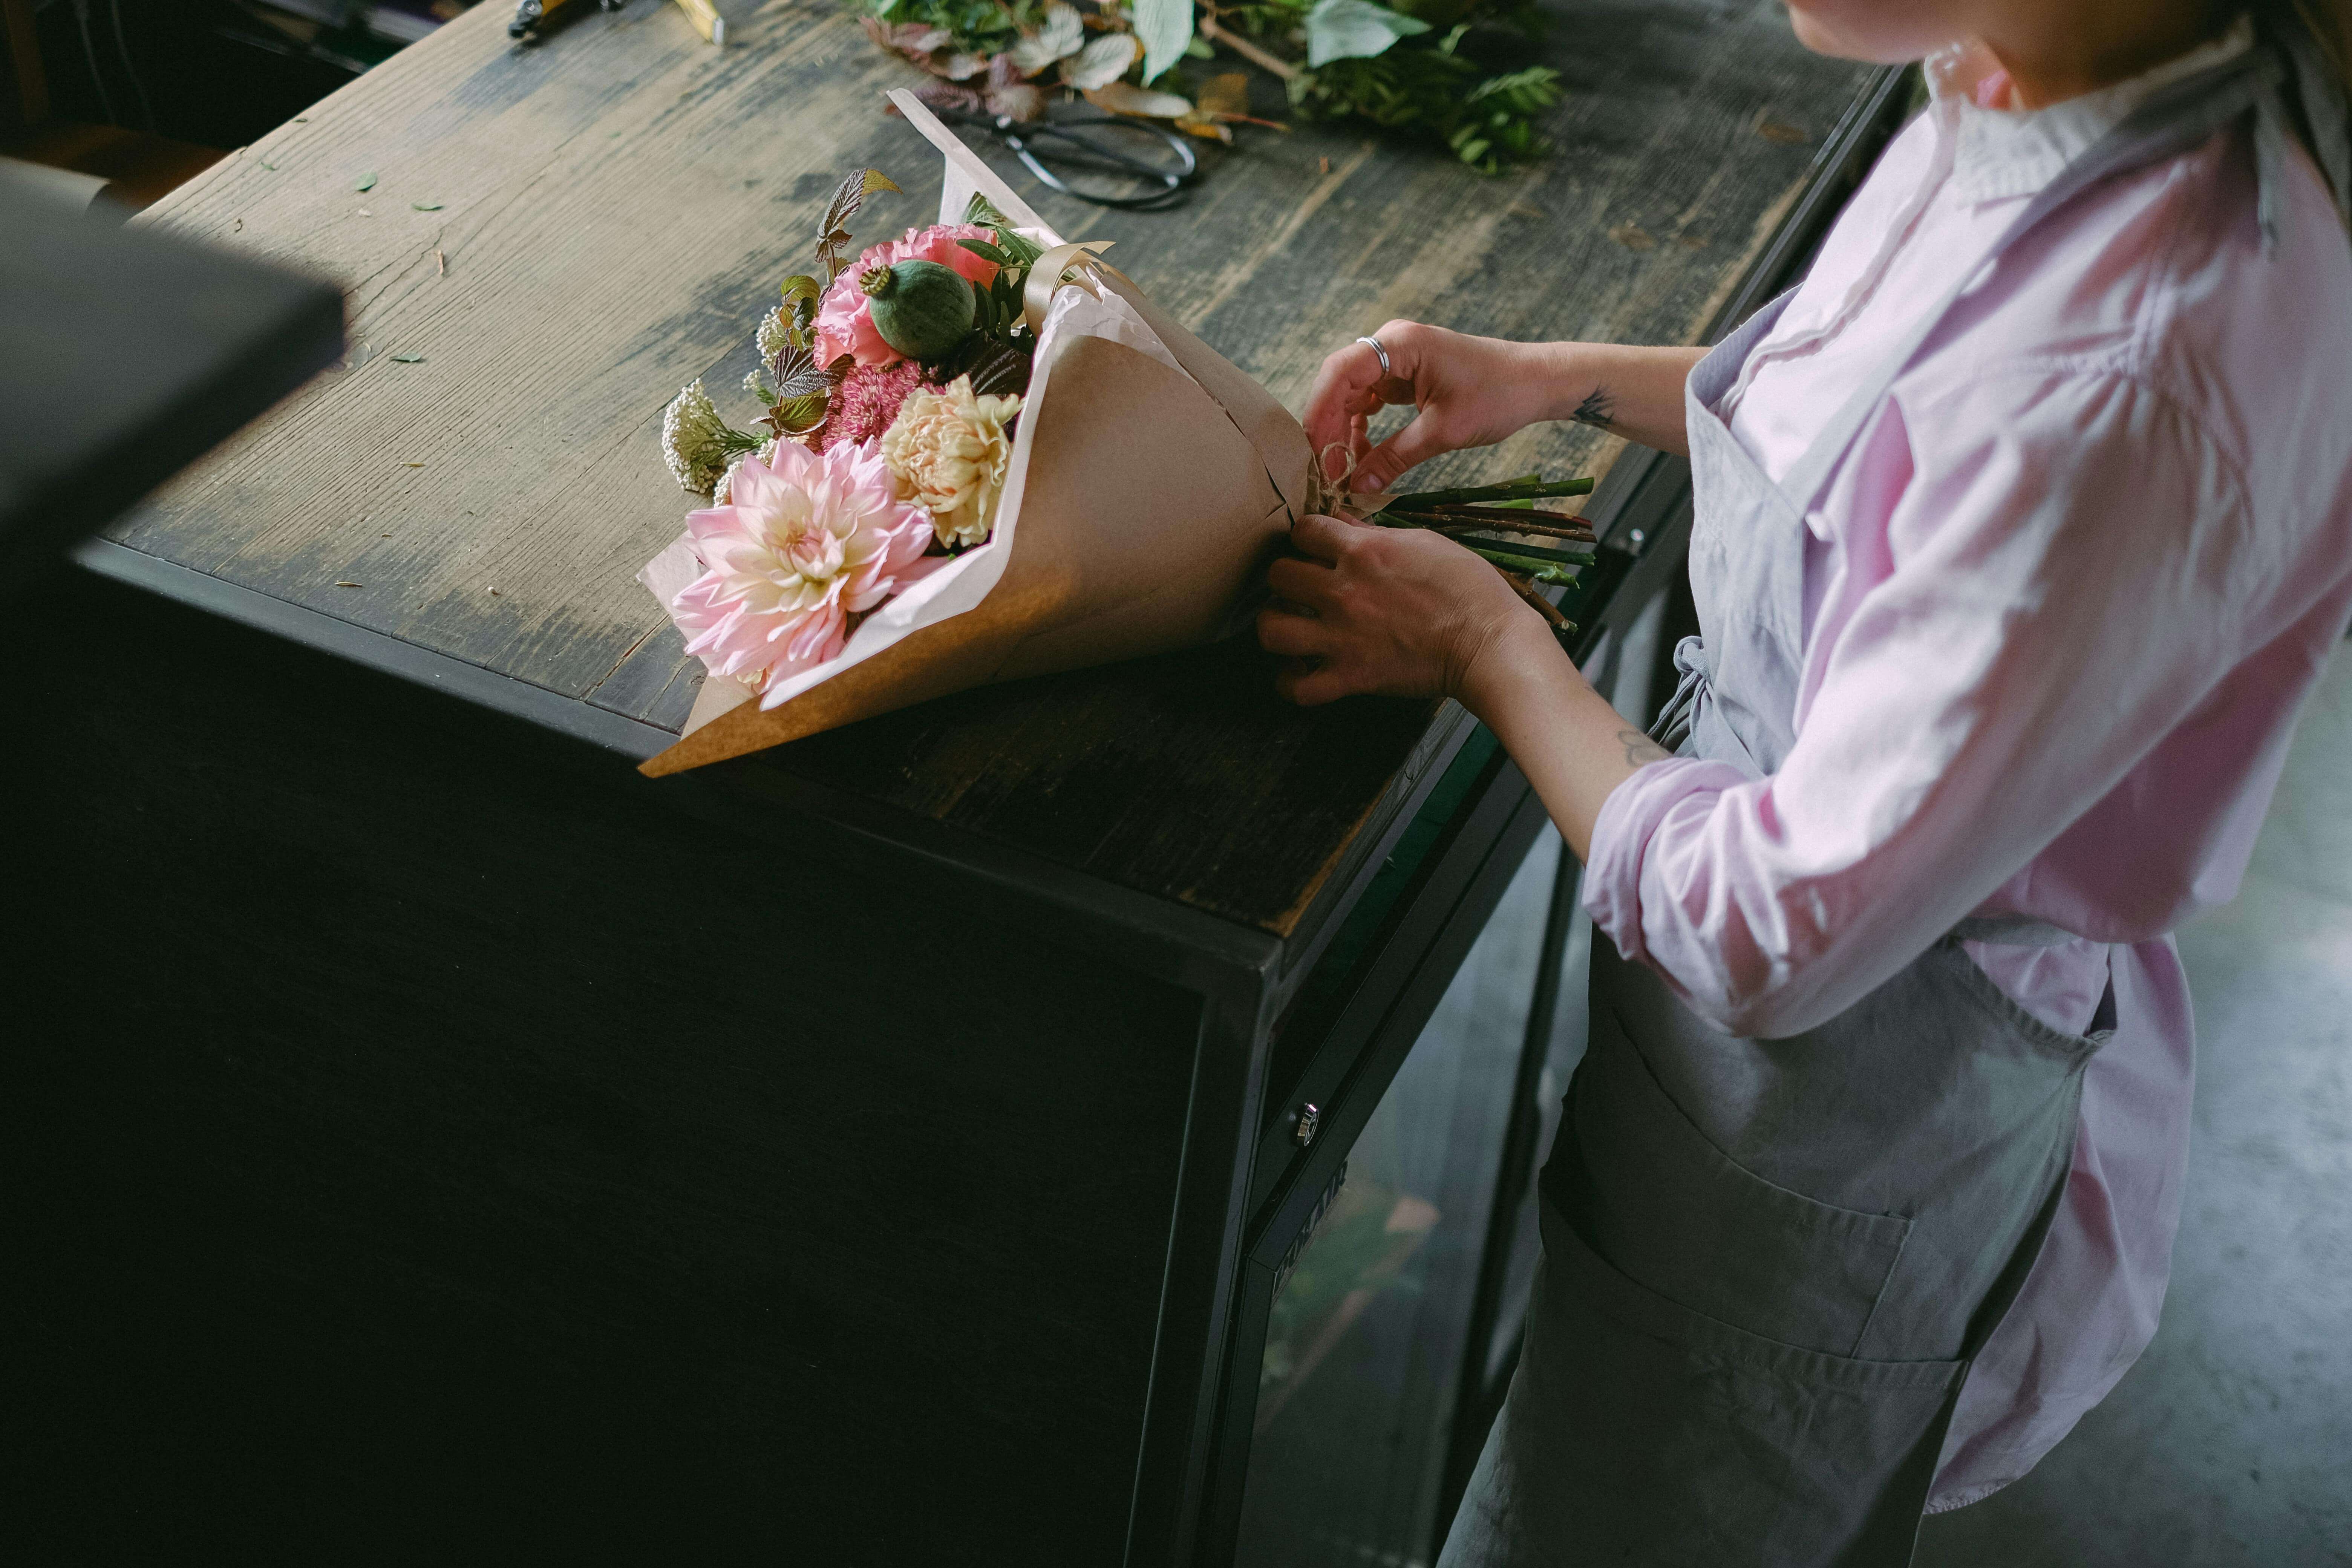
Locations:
115;0;1875;933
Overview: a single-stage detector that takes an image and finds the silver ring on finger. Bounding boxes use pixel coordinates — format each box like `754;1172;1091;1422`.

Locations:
1356;335;1391;378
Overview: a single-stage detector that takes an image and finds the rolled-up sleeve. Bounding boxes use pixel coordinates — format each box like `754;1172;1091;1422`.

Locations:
1582;369;2264;1039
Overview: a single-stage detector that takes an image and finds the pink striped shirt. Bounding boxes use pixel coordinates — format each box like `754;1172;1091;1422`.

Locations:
1582;29;2352;1507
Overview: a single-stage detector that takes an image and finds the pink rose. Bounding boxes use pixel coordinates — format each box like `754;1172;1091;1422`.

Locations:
812;224;1003;368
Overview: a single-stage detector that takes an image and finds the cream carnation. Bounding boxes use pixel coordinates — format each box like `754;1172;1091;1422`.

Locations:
667;438;942;700
879;375;1022;548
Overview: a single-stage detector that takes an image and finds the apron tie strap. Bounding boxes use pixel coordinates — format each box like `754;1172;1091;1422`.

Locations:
1648;634;1713;754
2263;7;2352;228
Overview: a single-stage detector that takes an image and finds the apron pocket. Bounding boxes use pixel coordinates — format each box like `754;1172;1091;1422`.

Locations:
1553;1015;1912;1359
1487;1199;1965;1568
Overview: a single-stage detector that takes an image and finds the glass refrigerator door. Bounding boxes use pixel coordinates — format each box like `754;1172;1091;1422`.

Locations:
1233;828;1566;1568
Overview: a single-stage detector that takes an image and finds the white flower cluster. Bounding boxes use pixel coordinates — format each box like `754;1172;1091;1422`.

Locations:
755;305;792;365
661;379;740;496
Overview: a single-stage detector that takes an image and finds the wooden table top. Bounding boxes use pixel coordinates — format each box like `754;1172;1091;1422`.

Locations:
109;0;1875;939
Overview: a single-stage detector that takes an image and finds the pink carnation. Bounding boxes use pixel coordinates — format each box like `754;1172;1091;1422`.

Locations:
812;224;1001;368
815;361;940;452
668;438;942;701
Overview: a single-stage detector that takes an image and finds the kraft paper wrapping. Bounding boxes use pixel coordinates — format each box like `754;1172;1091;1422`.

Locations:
635;93;1315;778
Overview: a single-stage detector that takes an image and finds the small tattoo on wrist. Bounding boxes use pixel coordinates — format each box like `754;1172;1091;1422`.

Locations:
1572;386;1617;430
1615;727;1669;767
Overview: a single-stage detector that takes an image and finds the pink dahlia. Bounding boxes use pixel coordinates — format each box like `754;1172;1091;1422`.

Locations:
812;224;1001;368
814;361;940;452
668;438;940;700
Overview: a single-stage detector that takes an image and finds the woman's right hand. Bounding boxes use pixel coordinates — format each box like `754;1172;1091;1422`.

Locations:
1302;321;1555;494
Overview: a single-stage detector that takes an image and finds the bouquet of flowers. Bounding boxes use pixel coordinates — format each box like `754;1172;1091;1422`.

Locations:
636;92;1594;778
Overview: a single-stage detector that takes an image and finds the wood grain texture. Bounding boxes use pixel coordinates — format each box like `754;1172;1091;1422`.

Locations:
114;0;1874;933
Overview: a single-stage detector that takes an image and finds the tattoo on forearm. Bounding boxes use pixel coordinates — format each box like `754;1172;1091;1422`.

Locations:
1572;386;1617;430
1615;727;1669;767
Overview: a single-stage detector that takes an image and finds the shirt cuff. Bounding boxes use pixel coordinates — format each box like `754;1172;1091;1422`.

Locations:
1581;755;1749;966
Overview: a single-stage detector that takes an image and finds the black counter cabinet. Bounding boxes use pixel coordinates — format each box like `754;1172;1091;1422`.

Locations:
2;3;1905;1559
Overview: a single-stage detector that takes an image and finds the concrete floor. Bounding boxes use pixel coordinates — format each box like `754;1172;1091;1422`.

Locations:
1913;652;2352;1566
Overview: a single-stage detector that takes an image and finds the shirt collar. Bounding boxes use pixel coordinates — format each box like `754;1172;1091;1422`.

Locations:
1937;18;2255;206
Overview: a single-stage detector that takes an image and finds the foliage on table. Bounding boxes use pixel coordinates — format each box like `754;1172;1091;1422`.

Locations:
850;0;1562;174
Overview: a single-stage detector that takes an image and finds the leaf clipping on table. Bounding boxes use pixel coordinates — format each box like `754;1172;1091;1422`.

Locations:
1061;32;1138;91
1087;80;1193;119
816;168;902;280
355;171;378;191
412;201;442;210
1008;2;1085;72
1194;72;1250;121
1303;0;1430;67
1132;0;1193;85
389;352;425;363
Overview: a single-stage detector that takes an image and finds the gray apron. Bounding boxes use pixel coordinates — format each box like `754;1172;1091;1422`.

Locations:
1441;43;2300;1568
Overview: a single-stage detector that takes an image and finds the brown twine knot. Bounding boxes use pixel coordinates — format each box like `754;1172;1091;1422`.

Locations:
1306;441;1375;519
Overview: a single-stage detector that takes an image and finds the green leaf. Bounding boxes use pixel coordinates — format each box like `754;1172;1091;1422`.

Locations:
355;172;378;192
779;272;825;334
411;201;443;210
778;392;828;433
1133;0;1193;86
389;352;425;363
957;237;1013;266
961;194;1045;267
1303;0;1429;68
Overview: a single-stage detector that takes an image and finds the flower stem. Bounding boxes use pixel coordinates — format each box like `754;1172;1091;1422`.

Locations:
1466;545;1579;583
1421;510;1597;542
1199;13;1299;81
1379;514;1594;568
1389;476;1596;507
1496;568;1580;646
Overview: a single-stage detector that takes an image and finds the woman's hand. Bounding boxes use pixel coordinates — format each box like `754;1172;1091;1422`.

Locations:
1258;514;1674;863
1257;514;1539;704
1303;322;1557;494
1304;325;1710;485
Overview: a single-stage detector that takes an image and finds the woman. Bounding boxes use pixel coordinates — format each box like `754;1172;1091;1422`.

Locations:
1260;1;2352;1562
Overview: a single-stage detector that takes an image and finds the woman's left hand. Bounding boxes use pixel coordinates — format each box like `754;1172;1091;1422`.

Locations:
1257;513;1537;706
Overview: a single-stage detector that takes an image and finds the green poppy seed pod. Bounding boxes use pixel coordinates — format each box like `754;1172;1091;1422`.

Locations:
864;259;977;361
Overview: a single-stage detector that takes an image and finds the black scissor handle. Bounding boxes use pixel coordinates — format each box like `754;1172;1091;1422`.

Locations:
937;107;1199;211
1014;116;1197;181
